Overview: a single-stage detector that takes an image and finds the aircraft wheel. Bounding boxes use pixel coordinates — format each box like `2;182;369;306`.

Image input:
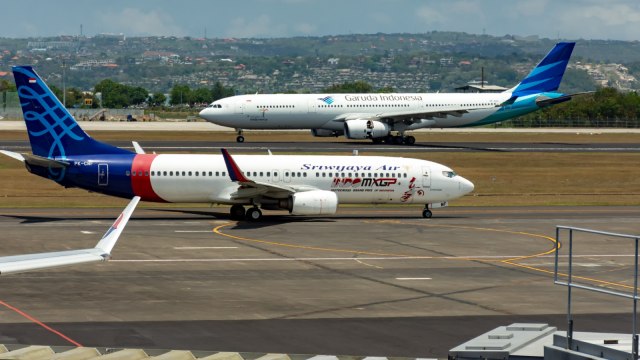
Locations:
236;135;245;143
405;136;416;145
422;209;433;219
246;207;263;221
230;204;245;219
393;136;404;145
372;138;383;144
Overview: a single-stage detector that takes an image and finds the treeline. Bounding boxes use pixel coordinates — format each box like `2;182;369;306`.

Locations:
512;88;640;127
3;79;236;109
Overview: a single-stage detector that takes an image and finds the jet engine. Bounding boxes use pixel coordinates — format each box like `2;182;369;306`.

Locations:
344;119;390;139
278;190;338;215
311;129;344;137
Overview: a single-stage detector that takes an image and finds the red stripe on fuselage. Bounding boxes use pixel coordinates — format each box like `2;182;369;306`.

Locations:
131;154;165;202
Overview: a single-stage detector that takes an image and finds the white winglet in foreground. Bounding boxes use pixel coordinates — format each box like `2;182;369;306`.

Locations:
0;196;140;275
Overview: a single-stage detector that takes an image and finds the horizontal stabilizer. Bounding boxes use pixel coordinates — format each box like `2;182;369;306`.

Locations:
535;91;595;108
0;150;26;162
23;154;70;168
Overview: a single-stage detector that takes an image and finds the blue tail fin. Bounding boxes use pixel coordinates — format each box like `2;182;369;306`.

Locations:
12;66;131;158
511;42;575;97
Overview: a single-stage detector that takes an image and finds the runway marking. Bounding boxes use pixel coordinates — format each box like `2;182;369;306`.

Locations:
174;230;213;233
173;246;238;250
354;258;383;269
112;255;519;262
0;299;82;347
396;277;432;280
212;220;637;294
80;231;95;234
213;223;411;257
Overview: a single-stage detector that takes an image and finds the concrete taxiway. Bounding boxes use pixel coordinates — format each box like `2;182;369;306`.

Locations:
3;139;640;153
0;205;638;356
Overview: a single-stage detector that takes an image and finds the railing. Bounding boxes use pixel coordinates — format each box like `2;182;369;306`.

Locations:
555;226;640;358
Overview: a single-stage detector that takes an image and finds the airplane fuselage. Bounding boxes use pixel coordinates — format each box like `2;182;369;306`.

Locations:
35;154;472;206
199;92;554;131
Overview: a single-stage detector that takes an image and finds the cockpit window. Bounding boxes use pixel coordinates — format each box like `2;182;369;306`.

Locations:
208;104;222;108
442;171;457;178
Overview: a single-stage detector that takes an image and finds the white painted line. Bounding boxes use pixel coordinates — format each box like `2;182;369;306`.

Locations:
396;277;432;280
173;246;238;250
174;230;212;233
81;231;96;234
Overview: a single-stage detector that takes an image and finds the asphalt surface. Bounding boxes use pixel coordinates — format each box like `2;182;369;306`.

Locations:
1;205;639;357
3;139;640;153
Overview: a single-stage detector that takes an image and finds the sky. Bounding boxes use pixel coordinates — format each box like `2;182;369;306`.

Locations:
1;0;640;41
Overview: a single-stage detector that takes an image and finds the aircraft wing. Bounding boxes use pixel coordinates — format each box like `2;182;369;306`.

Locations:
0;196;140;275
334;105;493;124
221;149;315;200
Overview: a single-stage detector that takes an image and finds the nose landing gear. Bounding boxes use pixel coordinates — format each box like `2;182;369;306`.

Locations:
235;128;244;143
422;206;433;219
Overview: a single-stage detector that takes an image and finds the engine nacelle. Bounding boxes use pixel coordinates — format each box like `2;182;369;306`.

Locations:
344;119;390;139
278;190;338;215
311;129;344;137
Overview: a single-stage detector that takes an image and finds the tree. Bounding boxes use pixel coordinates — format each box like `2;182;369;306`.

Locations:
211;81;235;101
169;84;191;106
322;81;374;93
149;92;167;107
95;79;149;108
0;79;16;92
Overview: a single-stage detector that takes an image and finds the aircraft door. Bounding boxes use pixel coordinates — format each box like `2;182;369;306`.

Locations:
283;169;291;183
98;163;108;186
421;166;431;189
272;170;280;182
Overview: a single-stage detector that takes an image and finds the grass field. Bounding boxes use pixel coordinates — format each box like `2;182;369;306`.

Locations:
1;131;639;208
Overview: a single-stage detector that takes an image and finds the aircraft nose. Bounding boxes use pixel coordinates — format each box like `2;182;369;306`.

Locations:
459;177;474;195
198;108;211;119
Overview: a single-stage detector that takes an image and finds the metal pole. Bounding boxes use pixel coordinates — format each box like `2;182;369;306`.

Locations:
567;229;574;349
634;238;639;359
555;227;560;282
62;59;66;108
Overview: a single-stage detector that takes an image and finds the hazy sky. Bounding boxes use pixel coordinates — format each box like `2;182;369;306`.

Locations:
1;0;639;41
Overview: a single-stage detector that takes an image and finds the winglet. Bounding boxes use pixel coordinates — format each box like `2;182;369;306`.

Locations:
95;196;141;256
221;149;250;182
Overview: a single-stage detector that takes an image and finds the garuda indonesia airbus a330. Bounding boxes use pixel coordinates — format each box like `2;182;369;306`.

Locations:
1;66;473;221
199;42;580;145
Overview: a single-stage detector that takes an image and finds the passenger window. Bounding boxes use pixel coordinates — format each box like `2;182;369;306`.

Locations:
195;171;199;176
145;171;149;176
163;171;167;176
170;171;173;176
126;170;130;176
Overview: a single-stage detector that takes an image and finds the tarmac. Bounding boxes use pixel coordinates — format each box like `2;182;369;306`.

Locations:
0;205;638;357
3;120;640;133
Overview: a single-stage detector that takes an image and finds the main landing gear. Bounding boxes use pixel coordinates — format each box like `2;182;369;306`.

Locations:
235;128;244;143
229;205;263;221
422;206;433;219
372;135;416;145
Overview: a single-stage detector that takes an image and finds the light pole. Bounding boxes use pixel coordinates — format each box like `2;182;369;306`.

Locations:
62;59;66;108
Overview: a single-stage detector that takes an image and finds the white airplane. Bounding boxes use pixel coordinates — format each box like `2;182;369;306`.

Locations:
199;42;580;145
0;197;139;275
2;66;474;221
